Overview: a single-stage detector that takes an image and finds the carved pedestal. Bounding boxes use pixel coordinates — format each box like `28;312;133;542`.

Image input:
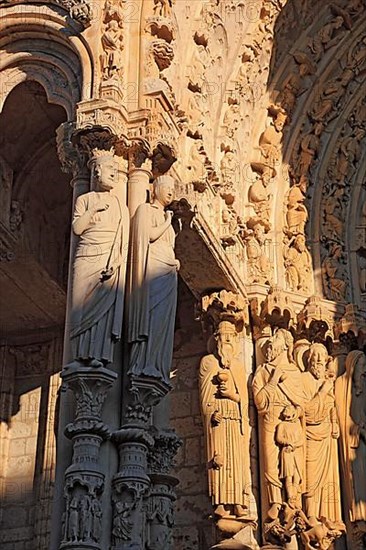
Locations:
146;429;181;550
60;366;117;550
111;377;177;550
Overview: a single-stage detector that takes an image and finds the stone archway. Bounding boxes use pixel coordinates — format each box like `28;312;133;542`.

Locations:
0;79;71;549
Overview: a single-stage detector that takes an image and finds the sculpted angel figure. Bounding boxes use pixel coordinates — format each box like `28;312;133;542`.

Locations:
127;175;179;386
68;151;129;369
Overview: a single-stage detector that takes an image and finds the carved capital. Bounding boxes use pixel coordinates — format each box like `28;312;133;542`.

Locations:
297;295;334;342
200;290;248;333
56;122;89;178
250;287;297;338
334;303;366;349
61;365;118;423
128;139;152;172
148;428;182;475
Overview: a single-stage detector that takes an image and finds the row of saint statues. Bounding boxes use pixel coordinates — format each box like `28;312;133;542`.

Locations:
67;150;179;387
199;323;366;547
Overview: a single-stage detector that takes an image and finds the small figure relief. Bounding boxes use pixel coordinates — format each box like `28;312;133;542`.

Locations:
278;52;316;115
308;11;349;63
321;243;348;301
284;235;312;294
128;175;179;387
333;128;365;184
199;321;251;520
275;405;303;509
68;150;129;369
220;208;239;247
222;103;241;149
152;0;173;18
322;187;345;241
336;350;366;546
101;1;124;82
63;493;103;544
310;70;353;123
285;184;308;237
248;164;275;227
187;140;207;186
9;200;23;233
258;107;287;169
220;150;238;204
243;222;273;285
297;122;323;178
187;44;208;93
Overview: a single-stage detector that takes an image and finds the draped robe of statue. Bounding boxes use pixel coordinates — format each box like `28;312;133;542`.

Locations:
302;370;342;522
128;202;177;385
199;352;249;510
70;191;129;364
335;350;366;524
253;359;307;509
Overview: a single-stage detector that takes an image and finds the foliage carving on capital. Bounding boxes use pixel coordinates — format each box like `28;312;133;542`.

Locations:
200;290;248;333
56;122;89;177
148;428;182;474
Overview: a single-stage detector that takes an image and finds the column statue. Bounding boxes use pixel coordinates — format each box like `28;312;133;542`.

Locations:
335;350;366;535
68;150;129;369
127;175;179;386
252;329;306;521
199;321;250;519
301;343;342;525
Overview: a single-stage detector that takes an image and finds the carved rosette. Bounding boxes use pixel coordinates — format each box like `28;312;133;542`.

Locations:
60;366;117;550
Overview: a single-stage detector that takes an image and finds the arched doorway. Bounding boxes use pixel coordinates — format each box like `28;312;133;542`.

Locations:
0;80;71;548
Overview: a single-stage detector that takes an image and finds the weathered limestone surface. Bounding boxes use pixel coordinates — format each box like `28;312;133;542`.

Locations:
0;1;366;549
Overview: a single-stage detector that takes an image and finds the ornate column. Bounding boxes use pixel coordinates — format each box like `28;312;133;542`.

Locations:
111;380;167;550
60;366;117;549
51;123;129;550
146;428;182;550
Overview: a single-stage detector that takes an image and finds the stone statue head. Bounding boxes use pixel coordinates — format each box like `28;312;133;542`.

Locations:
354;353;366;396
215;320;238;368
153;175;175;207
89;151;118;192
308;343;328;380
263;329;293;364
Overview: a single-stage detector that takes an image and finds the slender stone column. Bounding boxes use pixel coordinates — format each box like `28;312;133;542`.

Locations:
50;123;91;550
127;141;152;217
111;378;170;550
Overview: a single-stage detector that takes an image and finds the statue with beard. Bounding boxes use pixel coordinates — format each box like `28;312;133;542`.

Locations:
252;329;307;522
199;321;250;519
301;343;342;525
335;350;366;542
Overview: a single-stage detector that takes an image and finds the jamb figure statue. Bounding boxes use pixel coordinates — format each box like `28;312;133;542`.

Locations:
128;175;179;386
199;321;250;519
68;150;129;369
